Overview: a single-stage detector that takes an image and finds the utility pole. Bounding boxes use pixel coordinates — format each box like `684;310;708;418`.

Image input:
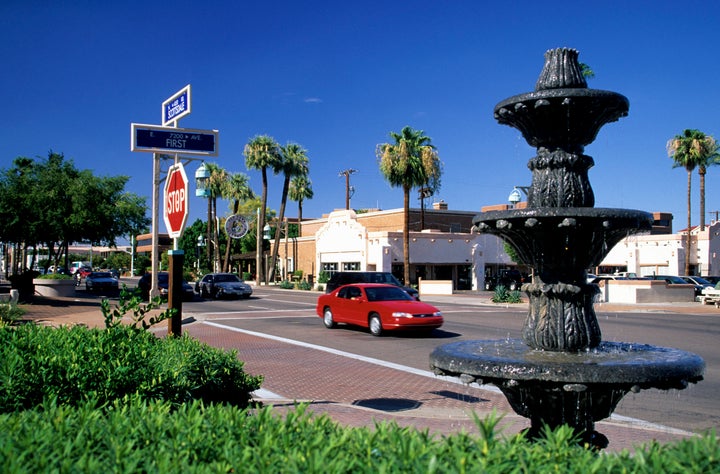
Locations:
339;169;357;210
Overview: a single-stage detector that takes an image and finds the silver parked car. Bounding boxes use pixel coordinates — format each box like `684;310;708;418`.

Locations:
195;273;253;299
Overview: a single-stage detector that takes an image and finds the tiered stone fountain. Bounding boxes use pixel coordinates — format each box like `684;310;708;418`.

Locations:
430;48;704;448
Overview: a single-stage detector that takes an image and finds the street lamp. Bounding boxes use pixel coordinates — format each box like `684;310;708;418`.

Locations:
508;187;522;208
195;162;211;197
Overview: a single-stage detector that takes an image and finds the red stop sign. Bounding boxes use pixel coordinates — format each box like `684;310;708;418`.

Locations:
164;163;189;238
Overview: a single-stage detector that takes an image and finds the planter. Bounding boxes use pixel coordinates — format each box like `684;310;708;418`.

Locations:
32;279;78;298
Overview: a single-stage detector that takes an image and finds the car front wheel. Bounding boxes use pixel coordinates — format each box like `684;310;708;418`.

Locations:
369;313;383;337
323;307;336;328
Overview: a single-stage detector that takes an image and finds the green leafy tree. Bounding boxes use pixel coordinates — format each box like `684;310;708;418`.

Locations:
667;129;719;274
268;143;309;282
244;135;282;284
0;152;148;275
377;126;442;285
289;174;313;234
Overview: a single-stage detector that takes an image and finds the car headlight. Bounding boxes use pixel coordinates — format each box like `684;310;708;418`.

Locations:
433;311;443;317
392;312;414;318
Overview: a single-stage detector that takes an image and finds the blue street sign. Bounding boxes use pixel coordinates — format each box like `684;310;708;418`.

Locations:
162;85;191;125
131;123;219;156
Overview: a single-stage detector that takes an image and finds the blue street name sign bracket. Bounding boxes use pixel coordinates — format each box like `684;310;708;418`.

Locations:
131;123;219;156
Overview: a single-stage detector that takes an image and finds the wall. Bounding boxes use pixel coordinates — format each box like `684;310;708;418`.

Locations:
597;279;696;303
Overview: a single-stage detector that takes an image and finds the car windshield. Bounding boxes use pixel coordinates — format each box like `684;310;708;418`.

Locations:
90;272;112;278
690;276;712;285
368;273;402;285
365;286;412;302
215;274;241;283
664;276;687;284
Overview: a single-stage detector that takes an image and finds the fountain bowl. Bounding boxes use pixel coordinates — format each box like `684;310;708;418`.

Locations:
430;339;704;447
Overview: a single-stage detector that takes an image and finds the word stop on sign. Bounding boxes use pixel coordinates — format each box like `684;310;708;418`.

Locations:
167;187;186;214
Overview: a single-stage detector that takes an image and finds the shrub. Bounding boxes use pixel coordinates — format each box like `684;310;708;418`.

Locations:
0;303;23;326
317;270;330;284
492;286;523;303
35;273;73;280
0;401;717;472
0;324;262;412
297;279;313;291
279;279;295;289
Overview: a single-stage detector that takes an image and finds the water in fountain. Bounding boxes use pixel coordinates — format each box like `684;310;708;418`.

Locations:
429;48;704;449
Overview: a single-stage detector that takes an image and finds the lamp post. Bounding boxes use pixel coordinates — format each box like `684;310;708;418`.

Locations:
263;223;271;284
195;162;211;266
196;235;206;272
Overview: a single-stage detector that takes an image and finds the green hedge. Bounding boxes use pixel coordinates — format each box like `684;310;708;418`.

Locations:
0;324;262;411
0;400;717;473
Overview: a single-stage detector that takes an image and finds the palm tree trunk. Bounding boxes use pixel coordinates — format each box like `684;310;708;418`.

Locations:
257;168;268;285
269;177;291;282
298;201;303;236
206;197;212;265
700;167;706;231
212;197;220;272
403;185;410;286
686;170;692;275
222;202;239;272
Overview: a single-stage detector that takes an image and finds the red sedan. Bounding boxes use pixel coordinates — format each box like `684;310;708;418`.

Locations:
316;283;443;336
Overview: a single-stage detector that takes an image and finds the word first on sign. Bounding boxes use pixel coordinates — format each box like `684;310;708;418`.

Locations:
131;123;219;156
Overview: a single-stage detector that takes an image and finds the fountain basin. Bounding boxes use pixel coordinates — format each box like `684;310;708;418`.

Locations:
494;88;629;148
430;339;704;446
473;208;653;276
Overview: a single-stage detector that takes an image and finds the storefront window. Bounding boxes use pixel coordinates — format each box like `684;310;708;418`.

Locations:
322;262;338;274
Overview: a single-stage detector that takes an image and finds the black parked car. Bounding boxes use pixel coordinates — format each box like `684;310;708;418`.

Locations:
324;271;419;300
195;273;253;299
137;272;195;301
84;271;119;294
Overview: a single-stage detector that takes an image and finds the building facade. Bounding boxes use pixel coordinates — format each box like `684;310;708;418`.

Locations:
273;204;514;290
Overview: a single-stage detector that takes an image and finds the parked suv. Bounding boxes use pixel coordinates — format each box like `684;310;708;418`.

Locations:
484;269;525;291
325;271;419;300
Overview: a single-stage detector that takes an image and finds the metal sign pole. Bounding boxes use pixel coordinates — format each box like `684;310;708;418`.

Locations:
150;153;160;298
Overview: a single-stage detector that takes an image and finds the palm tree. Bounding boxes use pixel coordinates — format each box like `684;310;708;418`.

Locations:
667;129;718;274
268;143;309;282
244;135;282;285
205;163;228;272
694;135;719;231
377;126;442;285
289;174;313;235
221;172;255;272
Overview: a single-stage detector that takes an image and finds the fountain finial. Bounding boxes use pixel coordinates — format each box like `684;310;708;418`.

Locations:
535;48;587;91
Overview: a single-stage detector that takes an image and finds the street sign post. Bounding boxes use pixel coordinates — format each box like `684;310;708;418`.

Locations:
131;123;219;156
163;163;189;239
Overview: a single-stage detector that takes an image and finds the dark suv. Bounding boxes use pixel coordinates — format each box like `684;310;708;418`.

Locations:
325;271;419;300
484;269;525;291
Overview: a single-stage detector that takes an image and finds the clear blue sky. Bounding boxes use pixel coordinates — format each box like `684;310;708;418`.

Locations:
2;1;719;236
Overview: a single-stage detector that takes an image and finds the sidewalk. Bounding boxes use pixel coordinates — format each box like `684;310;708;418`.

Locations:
15;293;707;452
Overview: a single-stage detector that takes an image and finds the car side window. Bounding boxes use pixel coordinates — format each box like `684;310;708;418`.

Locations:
348;287;362;299
338;287;350;299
